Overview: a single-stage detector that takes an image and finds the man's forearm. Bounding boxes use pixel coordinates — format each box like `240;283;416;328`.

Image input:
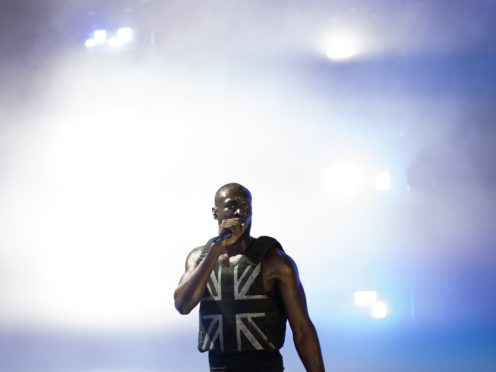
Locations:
293;322;325;372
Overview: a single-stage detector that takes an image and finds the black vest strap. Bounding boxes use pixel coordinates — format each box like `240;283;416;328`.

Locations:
197;238;215;264
244;236;284;264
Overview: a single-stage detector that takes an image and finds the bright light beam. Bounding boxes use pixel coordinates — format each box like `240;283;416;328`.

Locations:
85;28;134;49
371;301;389;319
108;28;134;48
324;163;365;199
354;290;378;306
117;27;133;43
375;171;392;191
85;39;96;48
324;32;360;61
93;29;107;44
107;37;124;48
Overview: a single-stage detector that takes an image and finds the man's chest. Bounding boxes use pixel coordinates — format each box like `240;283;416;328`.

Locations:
200;257;282;352
215;254;276;296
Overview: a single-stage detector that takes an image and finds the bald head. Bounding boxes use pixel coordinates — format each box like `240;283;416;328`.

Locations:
214;183;252;205
214;183;251;205
212;183;253;228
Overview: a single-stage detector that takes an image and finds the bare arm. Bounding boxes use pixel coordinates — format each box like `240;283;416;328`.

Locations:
174;220;245;314
173;242;221;314
267;250;325;372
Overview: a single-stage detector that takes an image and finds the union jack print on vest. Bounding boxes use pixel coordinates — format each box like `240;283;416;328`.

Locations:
197;236;287;353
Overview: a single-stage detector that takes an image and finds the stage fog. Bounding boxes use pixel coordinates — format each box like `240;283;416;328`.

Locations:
1;1;495;371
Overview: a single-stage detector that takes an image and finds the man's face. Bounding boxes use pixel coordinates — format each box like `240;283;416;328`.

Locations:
213;187;252;229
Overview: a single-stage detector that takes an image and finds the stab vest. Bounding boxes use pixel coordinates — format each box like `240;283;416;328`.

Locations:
197;236;287;353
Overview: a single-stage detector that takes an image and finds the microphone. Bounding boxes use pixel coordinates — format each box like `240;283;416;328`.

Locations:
213;229;233;244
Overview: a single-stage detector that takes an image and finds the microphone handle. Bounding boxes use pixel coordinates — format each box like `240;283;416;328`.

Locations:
213;230;233;244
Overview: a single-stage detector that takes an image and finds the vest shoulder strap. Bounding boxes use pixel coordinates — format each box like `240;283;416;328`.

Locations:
196;238;215;264
245;236;284;263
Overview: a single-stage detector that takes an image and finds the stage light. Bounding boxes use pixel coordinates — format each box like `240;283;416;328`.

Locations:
324;33;360;61
117;27;133;43
354;290;378;306
375;171;391;191
325;163;365;198
93;29;107;44
107;36;124;48
85;39;96;48
108;28;134;48
371;301;389;319
84;27;134;49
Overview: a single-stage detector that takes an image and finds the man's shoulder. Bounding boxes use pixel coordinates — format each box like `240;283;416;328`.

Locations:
245;236;283;262
185;244;209;267
263;244;290;263
260;244;299;286
259;238;296;274
190;237;216;257
254;235;284;254
255;235;282;246
189;245;205;256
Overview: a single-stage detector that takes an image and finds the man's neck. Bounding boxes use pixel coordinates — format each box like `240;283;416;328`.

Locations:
226;235;254;257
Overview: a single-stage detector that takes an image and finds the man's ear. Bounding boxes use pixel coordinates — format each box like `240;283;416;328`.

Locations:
212;207;218;220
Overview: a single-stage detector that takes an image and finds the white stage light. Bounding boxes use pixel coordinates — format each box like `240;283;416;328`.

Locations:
117;27;133;43
326;163;364;198
85;39;96;48
107;36;124;48
324;33;360;61
85;27;134;49
108;27;134;48
354;290;378;306
375;171;391;191
371;301;389;319
93;29;107;44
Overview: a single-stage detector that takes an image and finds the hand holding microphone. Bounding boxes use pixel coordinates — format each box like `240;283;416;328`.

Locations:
213;218;245;247
213;229;233;244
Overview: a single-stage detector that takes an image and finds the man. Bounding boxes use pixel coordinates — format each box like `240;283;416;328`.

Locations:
174;183;325;371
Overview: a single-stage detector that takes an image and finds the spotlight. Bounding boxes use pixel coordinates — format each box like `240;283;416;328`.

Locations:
371;301;389;319
354;290;378;306
375;171;391;191
117;27;133;43
107;36;124;48
84;27;134;49
85;39;96;48
354;290;389;319
325;163;364;198
108;28;134;48
93;29;108;44
324;32;360;61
